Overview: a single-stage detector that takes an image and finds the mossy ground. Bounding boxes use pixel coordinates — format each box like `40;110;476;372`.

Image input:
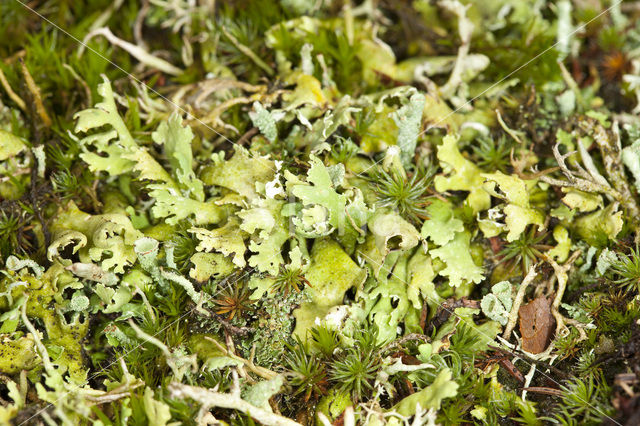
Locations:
1;1;640;425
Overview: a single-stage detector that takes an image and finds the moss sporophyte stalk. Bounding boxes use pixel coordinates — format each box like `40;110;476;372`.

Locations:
3;0;640;424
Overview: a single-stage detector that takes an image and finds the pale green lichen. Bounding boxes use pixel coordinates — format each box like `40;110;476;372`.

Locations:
435;134;490;213
482;171;544;242
392;369;459;415
573;203;624;247
362;253;413;343
561;188;603;212
143;387;172;426
547;225;571;263
134;236;204;308
0;129;26;161
291;155;372;247
74;76;138;175
4;2;640;424
596;248;618;277
368;211;420;256
189;252;235;283
1;264;89;383
243;375;284;410
392;92;425;166
240;197;289;275
621;136;640;192
75;77;223;226
293;239;367;339
6;256;44;278
49;202;142;274
202;147;275;201
190;218;248;268
429;231;484;287
480;281;513;326
421;199;464;246
249;101;283;142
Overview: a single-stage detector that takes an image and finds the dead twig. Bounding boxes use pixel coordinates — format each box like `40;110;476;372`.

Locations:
204;336;278;381
168;373;300;426
236;127;259;146
545;250;583;339
521;386;564;397
0;67;26;111
503;264;538;340
20;59;52;127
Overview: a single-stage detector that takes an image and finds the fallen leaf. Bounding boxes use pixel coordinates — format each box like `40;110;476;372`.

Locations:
519;296;555;354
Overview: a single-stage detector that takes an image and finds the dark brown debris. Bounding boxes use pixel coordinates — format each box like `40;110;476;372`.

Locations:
519;295;555;354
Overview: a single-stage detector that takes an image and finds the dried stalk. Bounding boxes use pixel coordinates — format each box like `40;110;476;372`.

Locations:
204;336;278;380
80;27;182;76
20;60;52;127
438;0;473;98
542;118;640;239
584;119;640;229
539;142;618;196
0;67;26;111
546;250;581;338
503;265;537;340
169;376;300;426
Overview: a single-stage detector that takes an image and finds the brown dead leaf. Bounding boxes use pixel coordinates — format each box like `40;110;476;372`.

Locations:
519;295;555;354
